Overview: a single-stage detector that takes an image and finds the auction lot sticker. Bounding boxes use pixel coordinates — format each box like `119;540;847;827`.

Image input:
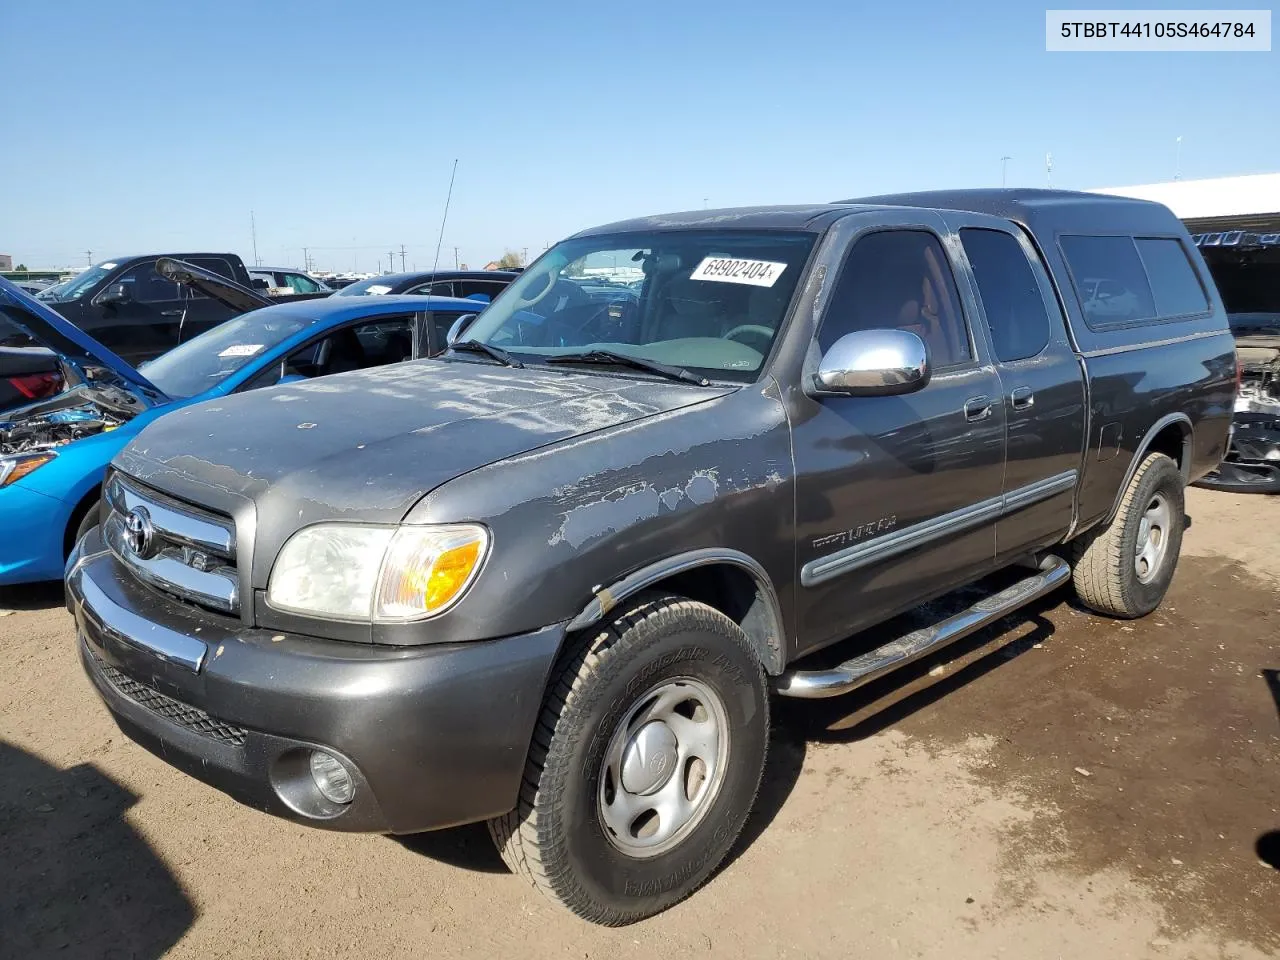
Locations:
690;257;787;287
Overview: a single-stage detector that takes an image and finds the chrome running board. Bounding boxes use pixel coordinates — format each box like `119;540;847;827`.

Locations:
776;556;1070;699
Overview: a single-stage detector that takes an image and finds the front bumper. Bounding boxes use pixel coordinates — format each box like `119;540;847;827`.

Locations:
68;528;564;834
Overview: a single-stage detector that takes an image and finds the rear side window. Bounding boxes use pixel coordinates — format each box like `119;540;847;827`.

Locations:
1060;236;1156;327
960;228;1051;362
1135;238;1207;318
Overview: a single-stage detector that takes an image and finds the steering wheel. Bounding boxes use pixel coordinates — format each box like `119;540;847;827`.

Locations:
723;324;775;350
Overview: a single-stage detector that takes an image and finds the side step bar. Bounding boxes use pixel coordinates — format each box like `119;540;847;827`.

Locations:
776;555;1071;699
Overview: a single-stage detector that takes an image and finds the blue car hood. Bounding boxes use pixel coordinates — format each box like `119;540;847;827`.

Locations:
0;277;164;398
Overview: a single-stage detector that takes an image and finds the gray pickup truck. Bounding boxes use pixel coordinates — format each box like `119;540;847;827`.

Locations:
67;189;1235;925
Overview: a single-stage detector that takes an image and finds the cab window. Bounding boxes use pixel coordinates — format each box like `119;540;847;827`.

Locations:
115;263;181;303
960;228;1052;362
819;230;971;368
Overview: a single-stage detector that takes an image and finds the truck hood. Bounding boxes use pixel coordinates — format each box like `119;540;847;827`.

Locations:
156;257;274;314
115;359;734;532
0;277;163;398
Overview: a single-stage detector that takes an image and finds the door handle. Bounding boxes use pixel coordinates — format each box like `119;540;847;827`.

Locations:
1010;386;1035;410
160;309;184;317
963;396;993;422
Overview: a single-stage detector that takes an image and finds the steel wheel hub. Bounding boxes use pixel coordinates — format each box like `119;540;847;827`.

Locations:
1135;492;1172;584
598;677;730;859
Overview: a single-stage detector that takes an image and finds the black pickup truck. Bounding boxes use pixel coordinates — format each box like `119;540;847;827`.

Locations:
24;252;326;365
69;190;1234;925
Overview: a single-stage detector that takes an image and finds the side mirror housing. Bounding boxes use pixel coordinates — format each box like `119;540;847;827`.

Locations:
446;313;478;346
98;282;132;305
807;329;930;397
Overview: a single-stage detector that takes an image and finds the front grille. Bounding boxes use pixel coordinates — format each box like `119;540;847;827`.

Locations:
91;648;247;746
103;472;240;616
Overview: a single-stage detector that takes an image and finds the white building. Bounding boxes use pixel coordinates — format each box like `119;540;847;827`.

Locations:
1091;173;1280;234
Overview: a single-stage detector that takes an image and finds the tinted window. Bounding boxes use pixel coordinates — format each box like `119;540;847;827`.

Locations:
960;229;1051;363
189;257;237;281
457;280;507;301
407;281;456;297
116;263;180;303
820;230;971;367
1136;238;1207;317
428;311;465;354
1060;235;1156;326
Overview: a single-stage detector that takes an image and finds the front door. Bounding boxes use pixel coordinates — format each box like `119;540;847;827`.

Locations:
790;217;1007;656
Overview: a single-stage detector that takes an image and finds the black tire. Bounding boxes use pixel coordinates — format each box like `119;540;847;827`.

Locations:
70;503;100;555
487;592;770;925
1070;452;1185;618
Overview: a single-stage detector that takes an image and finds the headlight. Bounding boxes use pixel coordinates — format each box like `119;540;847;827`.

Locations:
0;452;57;488
267;523;489;622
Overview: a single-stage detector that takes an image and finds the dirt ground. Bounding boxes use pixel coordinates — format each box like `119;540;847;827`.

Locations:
1;486;1276;960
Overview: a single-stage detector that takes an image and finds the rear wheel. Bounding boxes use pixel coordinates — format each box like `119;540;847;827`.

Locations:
488;592;769;925
1070;452;1185;618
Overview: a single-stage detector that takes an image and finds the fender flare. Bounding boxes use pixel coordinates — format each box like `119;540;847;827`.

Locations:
565;547;786;674
1106;412;1193;523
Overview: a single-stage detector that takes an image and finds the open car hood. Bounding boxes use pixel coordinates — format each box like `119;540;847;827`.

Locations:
0;277;163;398
156;257;274;314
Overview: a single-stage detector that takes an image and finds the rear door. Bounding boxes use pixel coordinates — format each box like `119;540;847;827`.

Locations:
790;213;1007;652
945;214;1087;561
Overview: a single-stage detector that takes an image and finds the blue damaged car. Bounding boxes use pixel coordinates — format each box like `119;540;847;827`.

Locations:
0;268;483;584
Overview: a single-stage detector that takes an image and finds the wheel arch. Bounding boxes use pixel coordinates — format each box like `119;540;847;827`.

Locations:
565;548;786;675
1106;413;1192;524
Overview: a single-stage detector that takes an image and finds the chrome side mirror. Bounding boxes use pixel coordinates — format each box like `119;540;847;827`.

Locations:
446;313;478;346
809;329;930;397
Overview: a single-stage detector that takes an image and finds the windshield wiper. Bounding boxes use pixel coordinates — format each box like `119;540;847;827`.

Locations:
545;349;709;386
448;339;523;368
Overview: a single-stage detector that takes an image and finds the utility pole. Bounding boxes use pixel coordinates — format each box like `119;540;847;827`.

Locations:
703;197;709;209
302;246;310;272
85;250;93;266
1045;152;1053;187
1000;156;1012;187
388;250;396;274
453;246;460;269
399;245;407;271
250;210;260;266
1174;136;1183;181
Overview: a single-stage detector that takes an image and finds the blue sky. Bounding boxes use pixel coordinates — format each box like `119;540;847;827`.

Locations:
2;0;1275;272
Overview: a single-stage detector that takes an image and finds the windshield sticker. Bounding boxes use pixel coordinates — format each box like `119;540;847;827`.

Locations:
219;343;264;358
365;284;392;295
690;257;787;287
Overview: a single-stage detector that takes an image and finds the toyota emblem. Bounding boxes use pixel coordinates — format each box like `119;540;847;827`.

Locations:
123;506;156;559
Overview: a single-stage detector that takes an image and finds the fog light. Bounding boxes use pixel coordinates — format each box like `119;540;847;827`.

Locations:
309;751;355;805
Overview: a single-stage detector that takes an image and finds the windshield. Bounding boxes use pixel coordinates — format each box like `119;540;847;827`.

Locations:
139;308;315;398
51;262;118;302
463;230;816;381
335;276;397;296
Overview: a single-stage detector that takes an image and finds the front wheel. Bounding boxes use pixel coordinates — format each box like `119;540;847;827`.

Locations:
1070;451;1185;618
488;593;769;925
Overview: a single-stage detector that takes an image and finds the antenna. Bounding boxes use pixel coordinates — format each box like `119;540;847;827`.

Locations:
432;159;459;277
250;210;260;266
